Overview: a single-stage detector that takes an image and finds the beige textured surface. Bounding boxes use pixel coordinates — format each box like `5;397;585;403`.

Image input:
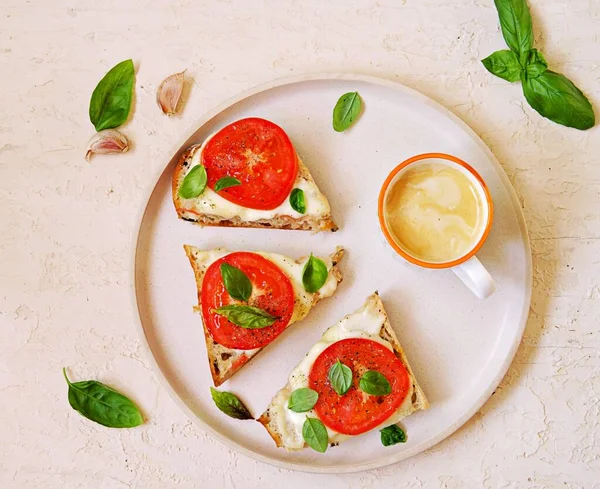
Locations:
1;0;599;487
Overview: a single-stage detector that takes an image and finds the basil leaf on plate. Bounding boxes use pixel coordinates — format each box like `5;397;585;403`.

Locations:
213;304;279;329
522;71;595;130
380;425;407;446
332;91;362;132
289;188;306;214
493;0;533;57
302;254;328;293
481;49;521;82
523;48;548;79
302;417;328;453
210;387;253;420
220;263;252;302
179;164;208;199
288;388;318;413
63;368;143;428
328;360;352;396
214;176;241;192
89;59;135;131
359;370;392;396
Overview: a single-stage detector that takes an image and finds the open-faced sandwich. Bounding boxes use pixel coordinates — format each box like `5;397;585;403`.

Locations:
173;118;337;232
184;245;344;386
258;292;428;452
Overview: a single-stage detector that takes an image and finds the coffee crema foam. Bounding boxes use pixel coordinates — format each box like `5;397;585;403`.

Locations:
384;162;486;263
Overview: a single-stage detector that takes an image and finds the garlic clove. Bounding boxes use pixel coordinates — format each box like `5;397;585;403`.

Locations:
156;70;186;116
85;129;129;161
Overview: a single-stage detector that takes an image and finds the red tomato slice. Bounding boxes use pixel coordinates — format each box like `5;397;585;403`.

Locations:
202;118;298;210
201;252;295;350
308;338;410;435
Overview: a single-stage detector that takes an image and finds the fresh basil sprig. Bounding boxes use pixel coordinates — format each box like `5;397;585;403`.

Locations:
359;370;392;396
332;91;362;132
63;368;143;428
482;0;594;130
288;388;318;413
328;360;352;396
220;263;252;302
289;188;306;214
302;254;328;293
380;425;407;446
213;304;279;329
89;59;135;132
179;164;208;199
210;387;253;420
214;176;241;192
302;417;328;453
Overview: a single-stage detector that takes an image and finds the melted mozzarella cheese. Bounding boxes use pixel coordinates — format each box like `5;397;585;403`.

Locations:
180;135;330;221
271;298;415;450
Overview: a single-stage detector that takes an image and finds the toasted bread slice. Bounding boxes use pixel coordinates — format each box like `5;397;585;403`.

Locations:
184;245;345;386
173;144;338;232
258;292;429;450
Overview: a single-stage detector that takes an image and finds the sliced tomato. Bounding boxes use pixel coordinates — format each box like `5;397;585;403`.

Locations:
201;118;298;210
308;338;410;436
201;252;295;350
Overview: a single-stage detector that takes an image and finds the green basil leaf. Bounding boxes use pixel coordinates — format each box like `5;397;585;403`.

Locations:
380;425;407;446
63;368;143;428
522;71;595;130
220;263;252;302
288;388;318;413
213;304;279;329
332;91;362;132
359;370;392;396
523;48;548;79
210;387;253;420
302;417;328;453
493;0;533;57
481;49;521;82
289;188;306;214
214;176;241;192
89;59;135;131
328;360;352;396
179;164;208;199
302;254;328;293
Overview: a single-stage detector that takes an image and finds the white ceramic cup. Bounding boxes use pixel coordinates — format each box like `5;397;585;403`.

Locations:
378;153;495;299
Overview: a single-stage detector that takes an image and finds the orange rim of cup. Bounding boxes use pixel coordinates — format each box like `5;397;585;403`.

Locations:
377;153;494;270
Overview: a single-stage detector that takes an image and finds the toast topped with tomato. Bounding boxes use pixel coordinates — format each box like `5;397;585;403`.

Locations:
258;292;428;452
184;245;344;386
174;118;338;232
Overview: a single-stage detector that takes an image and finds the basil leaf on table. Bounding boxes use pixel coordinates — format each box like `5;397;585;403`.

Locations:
522;71;595;130
523;48;548;79
179;164;208;199
220;263;252;302
359;370;392;396
89;59;135;131
302;254;328;293
63;368;143;428
213;304;279;329
328;360;352;396
493;0;533;57
288;388;318;413
332;91;362;132
214;176;241;192
289;188;306;214
380;425;407;446
302;417;329;453
210;387;253;420
481;50;521;82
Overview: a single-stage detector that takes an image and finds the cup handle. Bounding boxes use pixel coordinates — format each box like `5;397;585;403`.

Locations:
452;256;495;299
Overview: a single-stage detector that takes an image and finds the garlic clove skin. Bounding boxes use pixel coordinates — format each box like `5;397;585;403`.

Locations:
156;70;186;116
85;129;129;162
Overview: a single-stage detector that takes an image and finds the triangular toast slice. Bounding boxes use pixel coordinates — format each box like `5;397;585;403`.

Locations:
184;245;344;386
258;292;428;451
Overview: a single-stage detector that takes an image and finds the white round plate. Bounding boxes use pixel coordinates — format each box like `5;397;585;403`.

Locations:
133;73;532;473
